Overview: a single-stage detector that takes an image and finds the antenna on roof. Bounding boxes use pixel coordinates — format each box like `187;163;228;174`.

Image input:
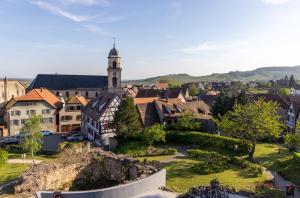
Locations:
113;37;116;48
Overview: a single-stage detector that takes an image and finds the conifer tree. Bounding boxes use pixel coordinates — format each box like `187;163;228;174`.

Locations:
114;97;141;139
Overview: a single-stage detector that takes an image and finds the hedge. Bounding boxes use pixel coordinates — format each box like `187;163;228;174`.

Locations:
166;131;251;154
293;152;300;164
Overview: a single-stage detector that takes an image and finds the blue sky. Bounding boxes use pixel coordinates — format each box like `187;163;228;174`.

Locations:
1;0;300;79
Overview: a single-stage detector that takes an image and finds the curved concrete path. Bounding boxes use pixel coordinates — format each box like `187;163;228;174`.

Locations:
7;159;42;164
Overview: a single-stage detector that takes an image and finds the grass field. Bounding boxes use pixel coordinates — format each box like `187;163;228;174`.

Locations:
0;163;30;185
248;88;269;94
136;155;173;162
134;143;297;193
254;143;299;185
162;156;267;192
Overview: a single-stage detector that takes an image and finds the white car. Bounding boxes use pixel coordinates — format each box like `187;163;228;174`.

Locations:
40;130;54;136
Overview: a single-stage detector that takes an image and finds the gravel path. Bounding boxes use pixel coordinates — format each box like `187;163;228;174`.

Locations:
7;159;42;164
269;171;300;197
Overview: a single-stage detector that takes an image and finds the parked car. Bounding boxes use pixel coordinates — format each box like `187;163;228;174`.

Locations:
62;131;79;139
1;137;19;145
67;134;83;142
40;130;54;136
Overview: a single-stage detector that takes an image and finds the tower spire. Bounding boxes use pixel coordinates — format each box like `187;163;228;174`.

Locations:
113;37;116;48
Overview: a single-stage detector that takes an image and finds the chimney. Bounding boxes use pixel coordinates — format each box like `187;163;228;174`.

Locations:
4;77;8;102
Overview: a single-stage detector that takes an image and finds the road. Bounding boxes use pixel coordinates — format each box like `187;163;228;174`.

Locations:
42;133;65;152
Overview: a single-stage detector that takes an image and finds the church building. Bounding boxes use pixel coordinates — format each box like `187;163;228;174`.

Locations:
27;44;123;98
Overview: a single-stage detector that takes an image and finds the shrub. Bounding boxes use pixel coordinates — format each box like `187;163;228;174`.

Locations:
143;124;166;146
0;149;9;165
230;156;262;177
166;131;251;154
187;149;229;162
285;134;300;151
171;113;201;131
188;149;230;174
293;152;300;164
7;144;23;153
115;141;177;157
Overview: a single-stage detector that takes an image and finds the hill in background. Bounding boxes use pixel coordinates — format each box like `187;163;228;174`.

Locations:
124;65;300;84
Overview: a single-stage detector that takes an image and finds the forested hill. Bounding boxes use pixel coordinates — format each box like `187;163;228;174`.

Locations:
124;66;300;84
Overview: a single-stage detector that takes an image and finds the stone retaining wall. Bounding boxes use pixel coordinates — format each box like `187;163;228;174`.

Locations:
36;169;166;198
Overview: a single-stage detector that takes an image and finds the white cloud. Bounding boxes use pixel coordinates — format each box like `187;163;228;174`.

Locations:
178;42;233;53
83;24;109;35
30;0;121;23
62;0;110;6
30;1;95;22
261;0;295;5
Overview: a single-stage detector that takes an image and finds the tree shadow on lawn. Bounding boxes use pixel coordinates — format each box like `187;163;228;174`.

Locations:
162;159;199;179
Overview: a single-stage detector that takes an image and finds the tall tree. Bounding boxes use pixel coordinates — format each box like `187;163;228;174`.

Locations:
289;74;296;88
20;115;42;165
215;99;282;159
114;97;141;139
212;90;235;118
189;84;200;96
235;89;250;105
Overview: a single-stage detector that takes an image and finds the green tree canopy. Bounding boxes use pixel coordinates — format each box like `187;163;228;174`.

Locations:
212;89;249;118
289;74;296;88
20;115;43;164
143;124;166;146
172;112;201;131
285;121;300;151
189;84;200;96
114;97;142;139
214;99;282;159
278;88;290;96
159;77;181;88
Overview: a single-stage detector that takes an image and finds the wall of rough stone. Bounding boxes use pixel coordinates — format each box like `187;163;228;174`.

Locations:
3;144;159;198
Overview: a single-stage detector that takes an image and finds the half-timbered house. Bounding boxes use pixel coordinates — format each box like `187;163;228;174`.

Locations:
81;92;121;149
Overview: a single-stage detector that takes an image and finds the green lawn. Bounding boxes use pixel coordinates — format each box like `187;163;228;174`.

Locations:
248;88;268;94
162;156;267;192
0;163;30;185
254;143;291;169
136;155;173;162
254;143;300;185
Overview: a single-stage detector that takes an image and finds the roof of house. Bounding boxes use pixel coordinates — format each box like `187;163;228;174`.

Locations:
136;89;161;98
134;97;158;104
27;74;108;91
185;101;212;119
136;102;160;127
199;94;218;108
5;88;62;110
252;94;290;110
82;92;120;121
153;83;169;89
154;98;212;120
66;95;88;105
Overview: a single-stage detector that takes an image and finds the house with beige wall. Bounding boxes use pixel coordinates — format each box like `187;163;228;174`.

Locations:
59;95;87;132
0;88;63;136
0;78;25;105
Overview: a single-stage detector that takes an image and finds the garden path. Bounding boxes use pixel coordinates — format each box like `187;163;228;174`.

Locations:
7;159;42;164
160;146;189;163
